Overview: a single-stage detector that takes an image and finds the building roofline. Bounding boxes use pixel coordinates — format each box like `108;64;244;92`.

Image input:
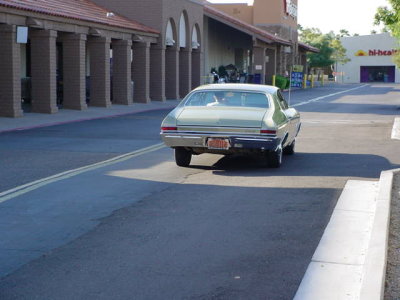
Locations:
204;5;291;46
298;41;319;53
0;0;159;35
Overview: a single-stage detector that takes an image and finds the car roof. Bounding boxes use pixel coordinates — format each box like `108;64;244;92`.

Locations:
192;83;279;94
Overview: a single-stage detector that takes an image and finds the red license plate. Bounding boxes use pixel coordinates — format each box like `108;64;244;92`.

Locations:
207;138;230;150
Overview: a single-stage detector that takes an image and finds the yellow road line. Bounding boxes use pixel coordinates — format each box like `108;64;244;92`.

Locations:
0;143;165;204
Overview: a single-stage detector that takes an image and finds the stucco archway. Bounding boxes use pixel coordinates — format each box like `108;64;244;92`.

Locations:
165;18;179;99
191;23;202;88
179;11;191;97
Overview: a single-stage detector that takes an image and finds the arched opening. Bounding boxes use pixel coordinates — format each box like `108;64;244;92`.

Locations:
165;18;179;99
165;20;175;47
191;24;201;88
179;13;187;48
179;11;191;97
191;25;200;50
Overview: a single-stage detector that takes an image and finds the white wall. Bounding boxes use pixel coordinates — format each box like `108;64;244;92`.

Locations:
337;33;400;83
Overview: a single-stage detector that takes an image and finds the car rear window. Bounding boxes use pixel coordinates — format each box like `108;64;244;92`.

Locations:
184;91;270;108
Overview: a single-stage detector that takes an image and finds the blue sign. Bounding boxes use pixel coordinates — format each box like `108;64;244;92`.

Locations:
291;72;303;88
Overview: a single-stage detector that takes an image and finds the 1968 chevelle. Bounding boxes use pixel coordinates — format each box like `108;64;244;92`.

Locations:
160;83;300;168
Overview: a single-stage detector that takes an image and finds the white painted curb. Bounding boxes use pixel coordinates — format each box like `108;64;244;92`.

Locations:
392;117;400;140
294;169;399;300
359;169;399;300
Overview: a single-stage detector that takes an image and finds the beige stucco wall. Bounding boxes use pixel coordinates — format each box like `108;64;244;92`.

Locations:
253;0;297;29
208;3;253;24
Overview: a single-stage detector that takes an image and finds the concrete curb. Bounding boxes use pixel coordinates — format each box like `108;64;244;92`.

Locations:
360;169;399;299
0;101;180;134
392;117;400;140
294;169;399;299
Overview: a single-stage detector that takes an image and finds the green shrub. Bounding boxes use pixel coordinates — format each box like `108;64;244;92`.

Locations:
275;75;288;89
285;77;291;89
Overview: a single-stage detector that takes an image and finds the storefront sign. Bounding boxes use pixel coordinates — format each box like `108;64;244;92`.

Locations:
293;65;304;72
284;0;297;18
355;49;398;56
291;71;303;88
369;49;398;56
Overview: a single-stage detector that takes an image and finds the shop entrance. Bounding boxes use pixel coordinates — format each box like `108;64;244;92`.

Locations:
360;66;395;83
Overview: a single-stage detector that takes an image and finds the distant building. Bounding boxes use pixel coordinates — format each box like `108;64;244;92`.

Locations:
337;33;400;83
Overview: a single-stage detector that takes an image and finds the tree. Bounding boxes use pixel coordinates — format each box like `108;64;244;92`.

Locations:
375;0;400;66
339;29;351;37
330;38;350;66
299;27;350;70
375;0;400;36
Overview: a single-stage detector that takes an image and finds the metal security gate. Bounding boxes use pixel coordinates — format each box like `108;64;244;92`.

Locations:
360;66;395;83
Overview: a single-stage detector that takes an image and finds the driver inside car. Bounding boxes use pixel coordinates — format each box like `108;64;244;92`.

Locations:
207;91;228;106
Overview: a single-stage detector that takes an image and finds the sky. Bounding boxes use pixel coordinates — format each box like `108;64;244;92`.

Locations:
207;0;391;35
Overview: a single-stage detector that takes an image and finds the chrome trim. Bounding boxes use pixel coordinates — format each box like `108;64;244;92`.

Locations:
161;131;280;149
235;137;275;142
162;132;276;139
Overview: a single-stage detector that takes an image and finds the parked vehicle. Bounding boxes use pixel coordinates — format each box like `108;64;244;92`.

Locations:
160;83;301;168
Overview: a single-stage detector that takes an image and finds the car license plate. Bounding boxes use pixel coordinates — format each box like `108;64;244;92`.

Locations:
207;138;230;150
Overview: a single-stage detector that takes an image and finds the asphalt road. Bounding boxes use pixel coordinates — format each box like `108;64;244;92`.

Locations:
0;83;399;299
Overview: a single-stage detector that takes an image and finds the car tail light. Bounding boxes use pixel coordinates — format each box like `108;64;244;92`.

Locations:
161;126;177;131
260;129;276;135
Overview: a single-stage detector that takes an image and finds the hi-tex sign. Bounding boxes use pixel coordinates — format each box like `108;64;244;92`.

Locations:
355;49;398;56
284;0;297;18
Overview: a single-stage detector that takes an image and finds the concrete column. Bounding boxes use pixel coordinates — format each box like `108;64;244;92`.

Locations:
0;24;23;117
276;45;285;75
265;48;277;85
301;54;308;74
132;41;150;103
253;46;266;84
150;46;166;101
88;36;111;107
165;47;179;99
191;50;202;89
30;29;58;114
179;48;192;98
113;39;133;105
62;33;87;110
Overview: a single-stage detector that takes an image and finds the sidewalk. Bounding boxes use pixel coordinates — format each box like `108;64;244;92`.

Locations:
0;100;181;133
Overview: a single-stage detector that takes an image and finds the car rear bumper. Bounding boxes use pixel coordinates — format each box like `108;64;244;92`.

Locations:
160;132;281;151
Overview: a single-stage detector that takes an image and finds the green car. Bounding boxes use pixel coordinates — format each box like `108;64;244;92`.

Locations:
160;83;300;168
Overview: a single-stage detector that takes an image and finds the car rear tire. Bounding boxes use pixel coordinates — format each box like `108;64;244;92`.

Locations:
175;147;192;167
267;147;282;168
283;139;295;155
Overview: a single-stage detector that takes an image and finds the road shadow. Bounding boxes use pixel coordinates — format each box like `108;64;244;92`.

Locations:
190;152;399;179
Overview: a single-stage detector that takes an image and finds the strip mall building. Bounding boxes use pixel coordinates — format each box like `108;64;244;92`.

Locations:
0;0;316;118
337;33;400;83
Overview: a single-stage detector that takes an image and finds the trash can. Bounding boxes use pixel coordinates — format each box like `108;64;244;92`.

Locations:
253;73;261;84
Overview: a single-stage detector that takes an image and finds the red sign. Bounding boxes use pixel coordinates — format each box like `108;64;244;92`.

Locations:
368;49;398;56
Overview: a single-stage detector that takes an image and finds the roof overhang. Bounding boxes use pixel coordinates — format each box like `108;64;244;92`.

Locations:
204;5;291;46
298;42;319;53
